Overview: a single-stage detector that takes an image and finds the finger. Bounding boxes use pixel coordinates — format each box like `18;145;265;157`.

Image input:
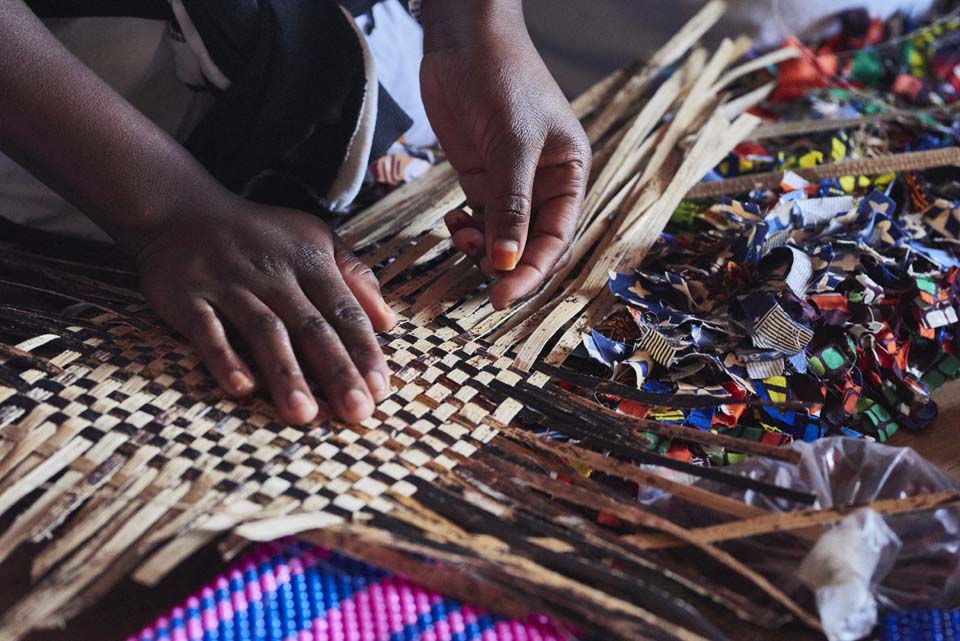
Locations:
334;238;396;333
446;208;486;261
478;254;497;277
165;297;257;397
444;208;476;235
488;232;561;309
452;226;485;260
295;277;389;416
489;181;582;309
456;171;489;207
484;137;542;272
310;244;393;399
445;207;485;232
218;292;319;424
266;287;379;423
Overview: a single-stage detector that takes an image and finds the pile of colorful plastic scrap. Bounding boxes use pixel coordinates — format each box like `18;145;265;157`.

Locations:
769;5;960;108
706;5;960;185
579;6;960;451
585;176;960;446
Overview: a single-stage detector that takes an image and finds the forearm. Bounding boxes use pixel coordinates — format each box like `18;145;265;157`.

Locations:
420;0;527;52
0;0;230;252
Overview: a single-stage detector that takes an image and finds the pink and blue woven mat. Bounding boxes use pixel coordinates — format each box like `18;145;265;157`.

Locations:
127;540;571;641
882;609;960;641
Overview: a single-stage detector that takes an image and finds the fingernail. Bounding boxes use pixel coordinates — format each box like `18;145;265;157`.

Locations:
228;370;255;394
381;299;397;325
492;240;520;271
344;388;374;419
288;389;317;421
367;370;389;400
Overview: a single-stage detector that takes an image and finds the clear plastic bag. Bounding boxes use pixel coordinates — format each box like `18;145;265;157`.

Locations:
649;437;960;617
796;507;901;641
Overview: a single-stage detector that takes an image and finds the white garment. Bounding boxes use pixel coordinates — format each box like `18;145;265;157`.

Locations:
0;1;433;240
356;1;436;148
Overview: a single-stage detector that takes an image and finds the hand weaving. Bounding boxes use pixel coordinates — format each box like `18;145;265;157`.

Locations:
2;2;960;640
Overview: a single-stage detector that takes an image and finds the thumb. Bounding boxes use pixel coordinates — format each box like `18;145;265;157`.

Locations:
334;238;396;332
485;136;541;272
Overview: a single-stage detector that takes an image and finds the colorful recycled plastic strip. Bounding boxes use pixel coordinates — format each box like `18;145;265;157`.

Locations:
127;540;571;641
882;608;960;641
589;183;960;446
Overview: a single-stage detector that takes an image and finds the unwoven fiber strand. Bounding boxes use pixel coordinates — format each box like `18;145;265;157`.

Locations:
3;2;958;639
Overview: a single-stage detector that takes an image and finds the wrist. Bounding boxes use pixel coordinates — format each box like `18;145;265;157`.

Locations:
113;172;237;260
421;0;527;53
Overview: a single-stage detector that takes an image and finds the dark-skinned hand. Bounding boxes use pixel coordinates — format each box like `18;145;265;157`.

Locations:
135;197;396;425
0;0;589;424
420;0;591;309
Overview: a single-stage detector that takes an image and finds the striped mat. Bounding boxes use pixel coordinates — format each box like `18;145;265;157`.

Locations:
882;608;960;641
126;540;572;641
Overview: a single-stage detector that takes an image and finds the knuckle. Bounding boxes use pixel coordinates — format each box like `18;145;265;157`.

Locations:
338;254;377;282
571;128;591;160
249;253;290;279
546;127;591;176
331;300;367;326
203;342;233;362
249;311;284;334
293;243;333;272
567;152;591;175
346;342;376;364
491;193;531;228
271;363;302;380
330;363;358;384
300;314;334;338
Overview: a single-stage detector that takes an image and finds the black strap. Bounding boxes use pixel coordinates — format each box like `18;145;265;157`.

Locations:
339;0;381;17
24;0;393;20
372;84;415;161
24;0;172;18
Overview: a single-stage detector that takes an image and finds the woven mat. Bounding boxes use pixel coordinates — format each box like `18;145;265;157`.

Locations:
0;5;838;637
127;539;572;641
0;229;824;641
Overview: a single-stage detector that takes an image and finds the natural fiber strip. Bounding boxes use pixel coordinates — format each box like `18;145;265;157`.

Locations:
537;110;761;367
475;437;785;628
497;423;769;520
477;447;822;630
711;46;800;91
0;5;843;638
340;163;460;247
625;490;960;550
687;146;960;198
584;0;727;142
751;103;960;139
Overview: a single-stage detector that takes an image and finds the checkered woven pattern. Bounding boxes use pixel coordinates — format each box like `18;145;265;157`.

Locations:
127;540;570;641
1;286;828;641
0;302;548;638
0;306;524;529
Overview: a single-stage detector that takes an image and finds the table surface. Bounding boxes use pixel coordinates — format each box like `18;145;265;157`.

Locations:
3;381;959;641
